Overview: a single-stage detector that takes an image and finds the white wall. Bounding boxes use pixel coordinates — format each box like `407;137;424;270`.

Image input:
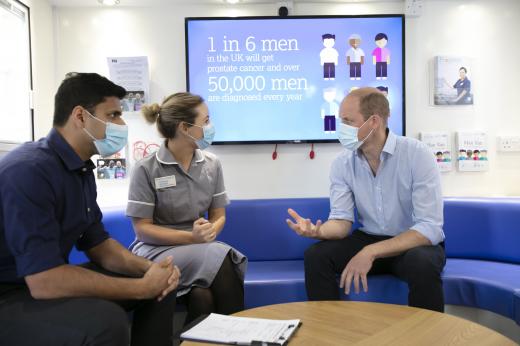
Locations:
23;0;55;139
45;0;520;206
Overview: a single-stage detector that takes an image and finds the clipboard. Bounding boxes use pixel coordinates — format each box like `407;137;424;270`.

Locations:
180;313;302;345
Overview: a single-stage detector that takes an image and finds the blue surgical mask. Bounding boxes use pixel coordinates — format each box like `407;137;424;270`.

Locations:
338;117;374;151
187;122;215;150
83;110;128;157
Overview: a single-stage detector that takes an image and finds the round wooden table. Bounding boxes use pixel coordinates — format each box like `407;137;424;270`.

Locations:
182;301;516;345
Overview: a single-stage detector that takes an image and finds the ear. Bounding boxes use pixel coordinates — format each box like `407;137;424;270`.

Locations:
179;121;191;133
371;114;383;128
69;106;87;129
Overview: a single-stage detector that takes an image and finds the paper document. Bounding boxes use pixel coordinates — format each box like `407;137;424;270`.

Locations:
181;313;301;345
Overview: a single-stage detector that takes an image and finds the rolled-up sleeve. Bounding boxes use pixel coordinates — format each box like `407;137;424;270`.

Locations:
410;143;445;245
126;164;156;219
328;156;355;222
210;159;230;209
1;168;65;277
76;203;109;252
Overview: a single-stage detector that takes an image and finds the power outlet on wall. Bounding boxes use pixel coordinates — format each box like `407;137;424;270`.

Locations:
497;136;520;152
405;0;423;17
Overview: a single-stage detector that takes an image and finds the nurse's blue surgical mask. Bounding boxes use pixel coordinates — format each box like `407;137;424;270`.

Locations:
338;116;375;151
186;122;215;150
83;109;128;157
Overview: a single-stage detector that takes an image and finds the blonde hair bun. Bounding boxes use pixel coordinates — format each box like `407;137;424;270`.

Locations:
141;103;161;124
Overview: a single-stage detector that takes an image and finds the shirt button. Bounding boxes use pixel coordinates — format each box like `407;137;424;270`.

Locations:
82;168;87;172
87;207;91;212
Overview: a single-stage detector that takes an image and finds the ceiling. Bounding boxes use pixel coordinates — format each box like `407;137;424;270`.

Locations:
48;0;404;7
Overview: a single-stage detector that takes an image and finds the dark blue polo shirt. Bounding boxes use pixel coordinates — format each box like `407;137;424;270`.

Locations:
0;128;109;284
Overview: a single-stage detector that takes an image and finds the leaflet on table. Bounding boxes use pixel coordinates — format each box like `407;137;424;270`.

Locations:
180;313;301;345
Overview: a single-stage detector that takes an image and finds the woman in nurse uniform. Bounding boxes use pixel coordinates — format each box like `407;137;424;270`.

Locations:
126;92;246;324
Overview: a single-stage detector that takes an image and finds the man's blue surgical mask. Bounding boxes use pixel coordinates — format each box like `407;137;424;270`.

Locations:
187;122;215;150
338;116;374;151
83;109;128;157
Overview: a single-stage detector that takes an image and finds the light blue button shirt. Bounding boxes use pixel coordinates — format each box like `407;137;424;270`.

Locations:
329;131;445;245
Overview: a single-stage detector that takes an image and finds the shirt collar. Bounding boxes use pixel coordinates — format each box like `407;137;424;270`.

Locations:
47;128;92;172
155;141;205;165
382;129;397;155
353;128;396;157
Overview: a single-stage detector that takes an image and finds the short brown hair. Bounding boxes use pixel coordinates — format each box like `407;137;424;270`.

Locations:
348;87;390;122
141;92;204;139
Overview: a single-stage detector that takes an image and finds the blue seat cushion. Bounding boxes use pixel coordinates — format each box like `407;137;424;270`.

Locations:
244;261;307;308
69;208;134;264
444;198;520;264
245;258;520;325
443;258;520;324
515;290;520;324
244;260;408;309
218;198;328;261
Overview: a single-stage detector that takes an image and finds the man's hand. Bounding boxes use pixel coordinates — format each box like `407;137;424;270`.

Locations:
192;218;216;243
286;208;322;238
340;248;375;295
141;256;180;301
157;264;180;302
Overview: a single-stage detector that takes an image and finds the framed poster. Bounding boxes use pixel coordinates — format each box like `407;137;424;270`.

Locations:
433;56;473;106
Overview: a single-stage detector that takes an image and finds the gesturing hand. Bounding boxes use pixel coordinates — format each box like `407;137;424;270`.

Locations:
192;218;216;243
286;208;322;239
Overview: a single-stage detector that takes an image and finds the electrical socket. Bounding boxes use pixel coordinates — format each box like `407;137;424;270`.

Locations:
497;136;520;152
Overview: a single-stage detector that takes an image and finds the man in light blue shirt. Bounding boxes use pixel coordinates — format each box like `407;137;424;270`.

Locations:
287;87;446;312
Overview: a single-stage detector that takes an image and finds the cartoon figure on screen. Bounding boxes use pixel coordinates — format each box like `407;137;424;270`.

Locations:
479;150;488;161
320;87;339;133
320;34;339;81
376;86;390;109
435;151;444;162
372;33;390;80
346;34;365;80
376;86;388;97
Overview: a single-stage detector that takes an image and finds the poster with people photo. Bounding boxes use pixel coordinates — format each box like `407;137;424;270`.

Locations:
97;159;127;179
433;56;474;106
122;91;145;112
107;56;149;112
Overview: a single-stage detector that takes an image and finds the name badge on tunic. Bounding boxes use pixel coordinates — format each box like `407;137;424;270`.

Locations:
155;175;176;190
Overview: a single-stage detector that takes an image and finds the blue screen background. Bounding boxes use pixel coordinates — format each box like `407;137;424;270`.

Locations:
186;16;404;143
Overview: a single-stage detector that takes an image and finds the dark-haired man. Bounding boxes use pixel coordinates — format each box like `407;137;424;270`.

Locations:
287;87;446;312
0;73;180;346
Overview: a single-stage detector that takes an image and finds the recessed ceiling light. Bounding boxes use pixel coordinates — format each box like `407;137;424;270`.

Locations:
225;0;240;4
97;0;120;5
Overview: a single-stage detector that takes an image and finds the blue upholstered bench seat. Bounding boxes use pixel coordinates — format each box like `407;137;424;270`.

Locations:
244;259;520;324
69;197;520;325
443;259;520;324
